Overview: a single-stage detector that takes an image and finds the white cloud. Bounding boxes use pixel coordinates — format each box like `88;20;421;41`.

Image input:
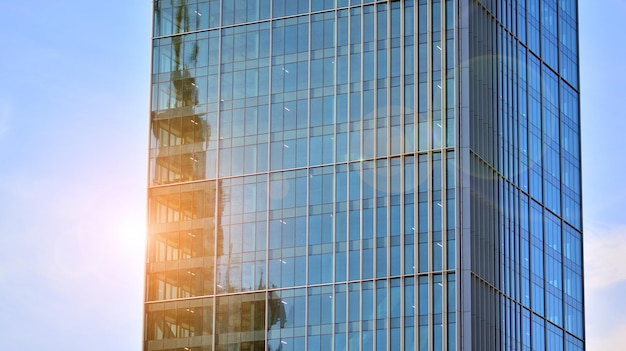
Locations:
584;225;626;291
588;322;626;351
584;224;626;350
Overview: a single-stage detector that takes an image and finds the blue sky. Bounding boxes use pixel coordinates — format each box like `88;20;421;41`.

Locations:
578;1;626;349
0;1;623;350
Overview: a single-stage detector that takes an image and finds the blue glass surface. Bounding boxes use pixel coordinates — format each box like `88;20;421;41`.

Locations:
146;1;584;350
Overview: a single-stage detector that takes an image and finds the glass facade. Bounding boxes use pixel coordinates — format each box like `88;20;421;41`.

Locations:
145;1;583;350
465;0;583;350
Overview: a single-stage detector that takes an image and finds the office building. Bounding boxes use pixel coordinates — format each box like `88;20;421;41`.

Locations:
144;1;584;350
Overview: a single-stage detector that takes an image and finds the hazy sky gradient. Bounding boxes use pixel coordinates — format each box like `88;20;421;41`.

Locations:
0;1;623;350
579;1;626;349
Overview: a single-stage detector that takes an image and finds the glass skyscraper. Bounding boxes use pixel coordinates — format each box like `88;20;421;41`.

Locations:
145;1;584;350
